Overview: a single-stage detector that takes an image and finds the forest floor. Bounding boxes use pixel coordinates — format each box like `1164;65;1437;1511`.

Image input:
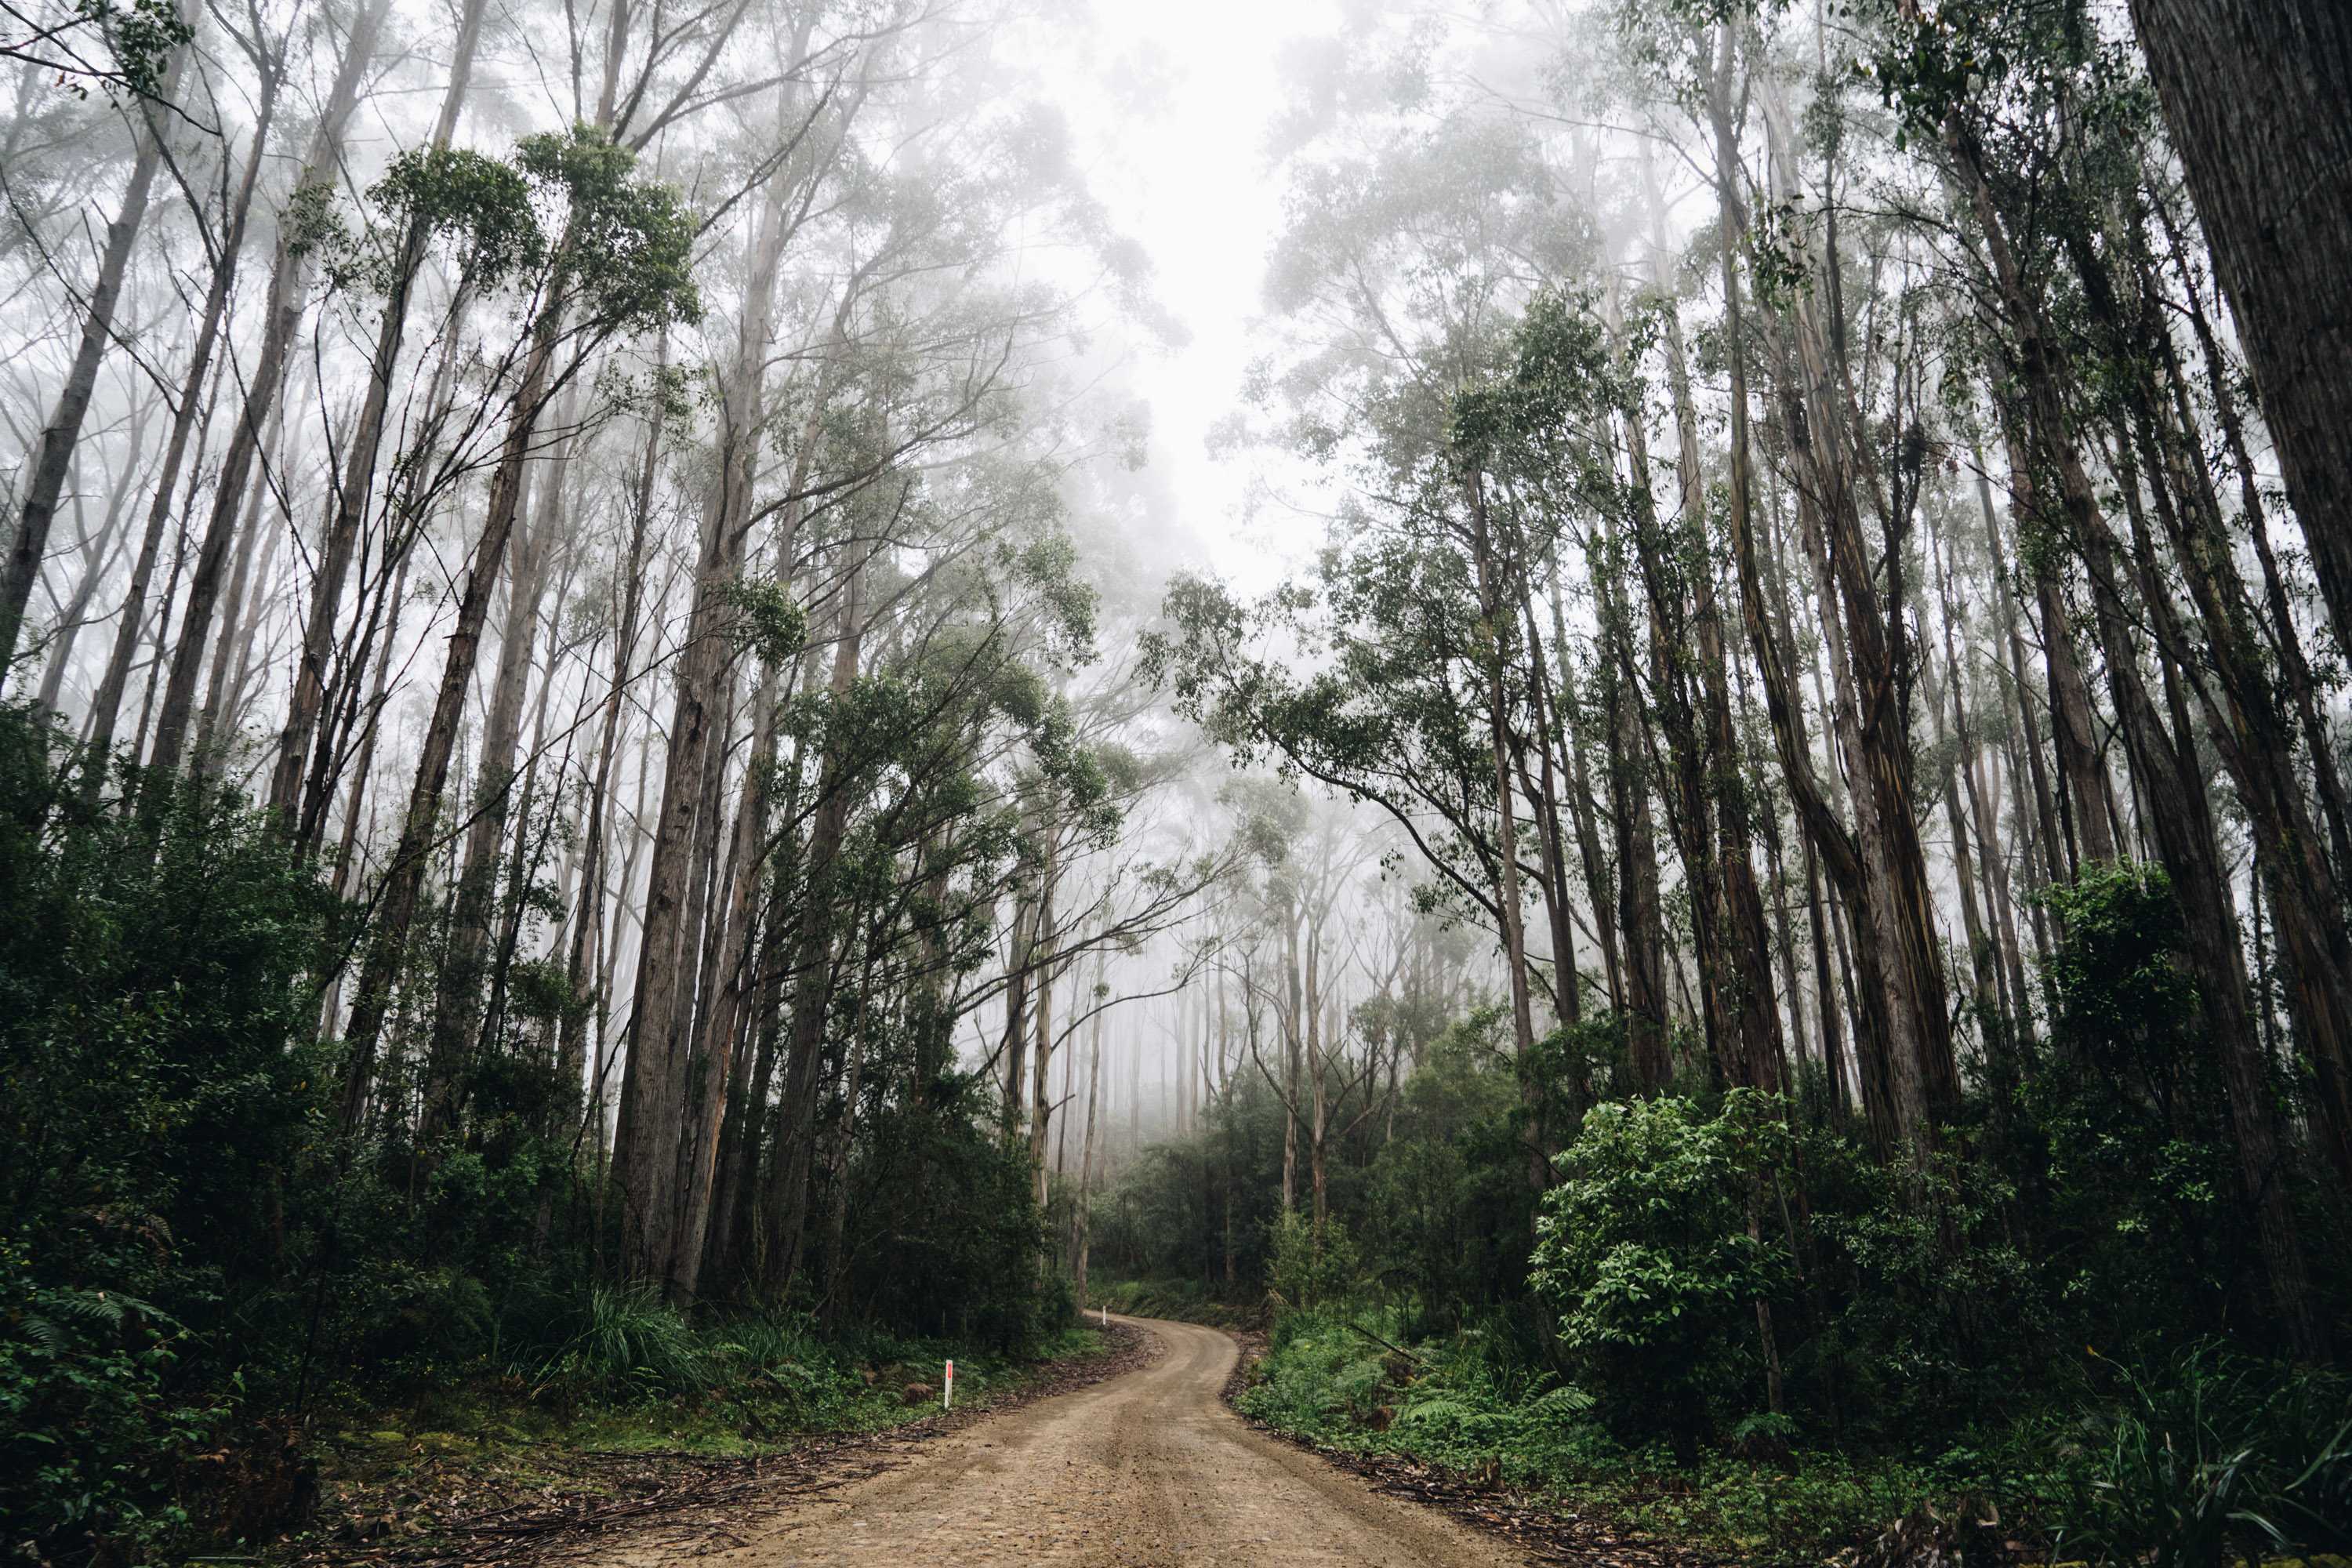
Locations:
568;1315;1531;1566
260;1325;1153;1568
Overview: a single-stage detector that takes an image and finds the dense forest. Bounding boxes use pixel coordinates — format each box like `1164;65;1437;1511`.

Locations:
2;0;2349;1562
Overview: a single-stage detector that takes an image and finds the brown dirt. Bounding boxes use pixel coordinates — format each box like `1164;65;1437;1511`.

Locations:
278;1326;1159;1568
589;1315;1529;1566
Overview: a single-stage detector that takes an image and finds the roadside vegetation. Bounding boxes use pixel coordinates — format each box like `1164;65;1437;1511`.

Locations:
10;0;2352;1556
1096;869;2352;1563
0;715;1093;1565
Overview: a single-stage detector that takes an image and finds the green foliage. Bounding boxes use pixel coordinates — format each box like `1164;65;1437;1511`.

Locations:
1240;1302;1616;1489
0;1265;221;1563
1201;833;2347;1563
32;0;191;101
2039;862;2198;1064
1268;1211;1361;1310
2054;1345;2352;1568
517;124;701;330
0;705;333;1561
0;706;1074;1560
836;1092;1060;1352
1532;1091;1791;1450
535;1287;713;1398
720;576;809;664
368;147;546;285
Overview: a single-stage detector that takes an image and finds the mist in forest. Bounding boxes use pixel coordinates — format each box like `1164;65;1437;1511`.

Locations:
5;0;2351;1562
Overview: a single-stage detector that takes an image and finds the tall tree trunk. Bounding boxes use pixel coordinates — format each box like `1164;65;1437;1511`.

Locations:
1656;304;1783;1091
1073;998;1102;1308
1707;28;1920;1159
760;557;864;1298
558;350;665;1138
267;0;487;825
615;171;795;1297
145;42;306;777
1958;127;2326;1355
336;299;564;1130
2124;0;2352;660
2;42;186;676
1462;470;1546;1189
420;418;568;1142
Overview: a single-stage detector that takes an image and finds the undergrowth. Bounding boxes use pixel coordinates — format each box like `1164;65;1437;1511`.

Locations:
269;1298;1108;1560
1236;1305;2352;1566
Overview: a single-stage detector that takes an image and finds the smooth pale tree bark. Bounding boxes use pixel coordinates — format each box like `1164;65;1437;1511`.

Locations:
1073;994;1102;1307
1598;519;1672;1093
420;409;572;1142
998;890;1037;1138
2125;0;2352;661
558;338;668;1134
145;31;301;777
2155;201;2352;884
1461;470;1546;1190
191;400;285;760
83;232;231;781
336;300;564;1131
1507;589;1581;1029
1707;28;1916;1158
1650;300;1783;1091
1547;561;1624;1012
1976;460;2071;924
2076;218;2352;1191
36;409;149;713
2003;415;2119;877
1027;850;1062;1212
268;0;487;826
1281;909;1301;1213
1925;524;2002;1033
613;165;796;1300
2;42;186;677
1748;49;1956;1149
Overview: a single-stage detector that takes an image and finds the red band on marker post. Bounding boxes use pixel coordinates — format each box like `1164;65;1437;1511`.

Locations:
943;1359;953;1410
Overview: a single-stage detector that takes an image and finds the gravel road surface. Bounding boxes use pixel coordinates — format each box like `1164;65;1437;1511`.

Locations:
604;1314;1523;1566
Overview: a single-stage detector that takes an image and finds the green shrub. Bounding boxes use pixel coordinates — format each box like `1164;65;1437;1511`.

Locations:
1268;1210;1360;1310
1530;1090;1791;1453
0;1265;223;1564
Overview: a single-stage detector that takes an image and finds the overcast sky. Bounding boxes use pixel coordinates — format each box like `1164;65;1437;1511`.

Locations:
1044;0;1345;591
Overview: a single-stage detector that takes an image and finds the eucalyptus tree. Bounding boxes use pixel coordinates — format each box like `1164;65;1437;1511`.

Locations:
1862;0;2335;1351
2122;0;2352;661
335;125;699;1132
0;2;187;673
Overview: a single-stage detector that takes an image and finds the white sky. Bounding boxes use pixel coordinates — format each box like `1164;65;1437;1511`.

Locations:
1044;0;1345;590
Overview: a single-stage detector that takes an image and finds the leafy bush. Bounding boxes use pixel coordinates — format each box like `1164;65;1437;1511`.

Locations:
1268;1210;1360;1310
837;1097;1059;1351
0;706;331;1563
1531;1090;1791;1452
0;1266;223;1563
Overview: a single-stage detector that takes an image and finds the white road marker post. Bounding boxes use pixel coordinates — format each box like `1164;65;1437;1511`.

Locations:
1102;1303;1109;1327
943;1359;953;1410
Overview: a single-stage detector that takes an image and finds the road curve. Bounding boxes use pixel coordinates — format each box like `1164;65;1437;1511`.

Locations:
606;1314;1524;1566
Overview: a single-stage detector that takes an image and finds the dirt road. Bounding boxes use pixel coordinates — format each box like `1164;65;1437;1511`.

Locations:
604;1315;1523;1566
